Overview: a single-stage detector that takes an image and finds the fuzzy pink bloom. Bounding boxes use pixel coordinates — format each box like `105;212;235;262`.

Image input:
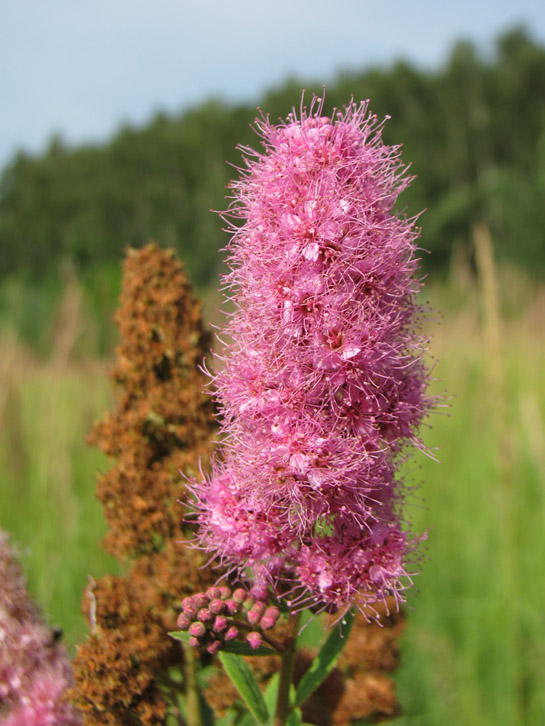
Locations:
192;95;431;613
0;530;81;726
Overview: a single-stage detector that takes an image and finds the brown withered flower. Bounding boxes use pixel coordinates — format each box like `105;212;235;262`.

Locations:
71;245;219;725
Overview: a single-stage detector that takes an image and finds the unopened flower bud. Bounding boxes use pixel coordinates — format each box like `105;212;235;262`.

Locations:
194;593;209;609
182;597;198;618
188;636;201;648
224;626;239;641
252;601;267;616
177;613;191;630
264;606;280;621
243;596;255;611
219;586;232;600
207;639;222;655
224;599;239;615
246;632;263;650
247;609;261;626
206;586;221;600
197;608;213;623
232;588;247;603
189;621;206;638
260;607;280;630
213;615;228;632
209;599;225;615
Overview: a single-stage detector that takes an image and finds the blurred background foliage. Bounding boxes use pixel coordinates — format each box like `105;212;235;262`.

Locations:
0;24;544;726
1;28;545;301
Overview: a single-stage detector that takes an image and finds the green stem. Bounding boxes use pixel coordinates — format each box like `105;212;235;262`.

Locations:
273;611;301;726
182;643;203;726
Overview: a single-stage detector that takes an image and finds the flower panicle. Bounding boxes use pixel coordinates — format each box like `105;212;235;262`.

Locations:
191;93;432;615
0;529;81;726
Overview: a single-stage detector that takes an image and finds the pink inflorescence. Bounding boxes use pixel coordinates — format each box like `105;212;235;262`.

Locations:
192;95;431;614
0;529;81;726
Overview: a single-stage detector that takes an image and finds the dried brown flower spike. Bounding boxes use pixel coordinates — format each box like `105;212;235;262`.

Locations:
71;244;218;725
91;243;215;559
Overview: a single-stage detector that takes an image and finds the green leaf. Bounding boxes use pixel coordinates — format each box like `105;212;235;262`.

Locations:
293;611;355;708
287;707;303;725
215;713;236;726
263;672;279;717
169;629;191;643
218;651;269;724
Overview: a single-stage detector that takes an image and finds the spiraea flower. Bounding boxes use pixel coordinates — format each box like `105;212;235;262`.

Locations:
192;95;431;614
0;529;81;726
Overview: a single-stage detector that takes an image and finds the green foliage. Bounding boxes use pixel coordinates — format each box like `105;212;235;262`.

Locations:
293;611;354;709
218;652;270;724
1;26;545;287
1;274;545;722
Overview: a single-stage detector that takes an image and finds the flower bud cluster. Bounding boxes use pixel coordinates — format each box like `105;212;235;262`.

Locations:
177;586;280;654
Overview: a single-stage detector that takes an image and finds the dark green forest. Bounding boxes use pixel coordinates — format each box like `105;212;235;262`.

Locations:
1;26;544;290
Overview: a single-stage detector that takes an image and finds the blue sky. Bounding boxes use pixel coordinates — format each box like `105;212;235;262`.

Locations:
2;0;545;170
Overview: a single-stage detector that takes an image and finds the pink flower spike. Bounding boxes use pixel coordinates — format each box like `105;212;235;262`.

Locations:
190;92;433;615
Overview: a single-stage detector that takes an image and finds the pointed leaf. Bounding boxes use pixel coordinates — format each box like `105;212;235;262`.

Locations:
215;714;236;726
263;672;279;716
237;713;256;726
293;611;354;708
169;629;191;643
218;651;269;724
287;707;303;725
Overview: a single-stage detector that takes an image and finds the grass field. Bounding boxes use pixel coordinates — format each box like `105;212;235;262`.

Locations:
0;263;544;726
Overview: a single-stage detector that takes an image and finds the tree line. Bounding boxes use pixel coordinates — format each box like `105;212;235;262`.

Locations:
1;26;544;288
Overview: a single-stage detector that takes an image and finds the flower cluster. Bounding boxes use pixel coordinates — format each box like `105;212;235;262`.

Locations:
192;95;431;613
0;529;81;726
177;586;280;654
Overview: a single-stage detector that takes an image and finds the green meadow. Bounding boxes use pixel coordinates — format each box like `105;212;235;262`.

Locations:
0;261;544;726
